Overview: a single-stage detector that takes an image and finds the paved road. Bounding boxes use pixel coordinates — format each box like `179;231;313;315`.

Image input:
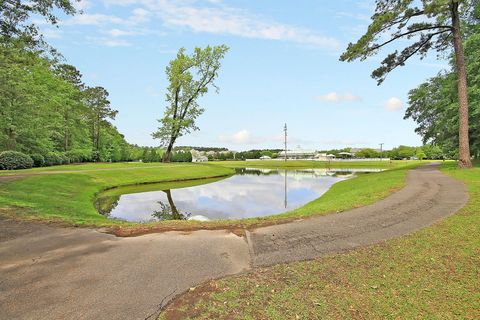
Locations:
0;164;468;319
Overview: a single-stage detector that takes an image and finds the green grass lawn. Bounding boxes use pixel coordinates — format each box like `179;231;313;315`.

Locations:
0;161;420;233
159;162;480;319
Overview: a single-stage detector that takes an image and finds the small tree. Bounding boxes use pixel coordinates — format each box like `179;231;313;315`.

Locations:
152;45;229;162
340;0;476;168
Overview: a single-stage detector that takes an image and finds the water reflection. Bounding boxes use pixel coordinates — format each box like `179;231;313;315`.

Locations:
151;190;191;221
97;168;383;222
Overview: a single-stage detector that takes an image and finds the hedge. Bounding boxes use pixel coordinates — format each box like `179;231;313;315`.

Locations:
0;151;34;170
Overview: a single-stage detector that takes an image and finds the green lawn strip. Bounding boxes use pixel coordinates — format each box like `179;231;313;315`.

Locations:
0;161;180;175
0;162;417;231
159;162;479;320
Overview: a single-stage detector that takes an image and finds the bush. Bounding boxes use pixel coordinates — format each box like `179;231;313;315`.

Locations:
30;153;45;167
66;149;92;163
171;151;193;162
0;151;34;170
44;152;63;166
58;153;70;165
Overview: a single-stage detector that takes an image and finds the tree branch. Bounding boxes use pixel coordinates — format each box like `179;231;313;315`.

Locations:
370;25;452;52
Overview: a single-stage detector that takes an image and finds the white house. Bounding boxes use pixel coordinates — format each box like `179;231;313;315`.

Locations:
190;149;208;162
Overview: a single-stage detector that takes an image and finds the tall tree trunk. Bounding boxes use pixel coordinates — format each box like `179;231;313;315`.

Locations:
451;1;472;168
162;135;176;163
162;141;174;163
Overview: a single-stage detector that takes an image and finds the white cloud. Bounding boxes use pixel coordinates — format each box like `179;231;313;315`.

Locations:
218;130;264;145
67;13;125;26
385;97;403;111
66;8;149;27
106;28;139;37
74;0;92;11
315;92;361;103
103;0;139;6
42;28;63;39
86;36;132;47
130;7;150;23
138;0;340;49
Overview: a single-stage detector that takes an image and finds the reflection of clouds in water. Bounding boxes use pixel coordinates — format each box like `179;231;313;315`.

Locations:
108;170;350;222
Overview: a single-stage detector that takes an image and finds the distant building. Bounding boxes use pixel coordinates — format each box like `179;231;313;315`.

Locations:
278;148;317;160
190;149;208;162
315;153;336;161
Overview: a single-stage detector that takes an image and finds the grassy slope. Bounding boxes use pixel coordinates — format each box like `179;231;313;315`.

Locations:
159;163;480;320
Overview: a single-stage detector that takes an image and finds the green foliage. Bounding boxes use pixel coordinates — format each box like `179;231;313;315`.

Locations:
152;45;229;162
0;150;33;170
355;148;380;158
0;39;134;166
171;151;192;162
44;152;63;166
405;27;480;158
0;0;76;41
340;0;475;84
65;149;92;163
30;153;45;167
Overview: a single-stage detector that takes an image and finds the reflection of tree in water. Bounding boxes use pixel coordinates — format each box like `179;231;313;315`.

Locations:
151;189;191;221
96;195;120;217
234;168;281;176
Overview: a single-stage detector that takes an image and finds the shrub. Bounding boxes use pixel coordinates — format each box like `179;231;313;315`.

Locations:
58;153;70;165
172;151;193;162
66;149;92;163
30;153;45;167
44;152;63;166
0;151;34;170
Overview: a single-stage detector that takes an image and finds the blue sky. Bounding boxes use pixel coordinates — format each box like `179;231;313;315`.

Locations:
39;0;450;151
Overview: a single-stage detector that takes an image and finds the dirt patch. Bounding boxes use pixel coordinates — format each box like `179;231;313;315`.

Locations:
161;280;224;320
0;213;43;242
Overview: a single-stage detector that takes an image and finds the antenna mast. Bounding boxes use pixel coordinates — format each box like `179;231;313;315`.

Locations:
284;123;287;162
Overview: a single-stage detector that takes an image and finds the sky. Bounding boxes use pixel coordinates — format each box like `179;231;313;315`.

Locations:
38;0;451;151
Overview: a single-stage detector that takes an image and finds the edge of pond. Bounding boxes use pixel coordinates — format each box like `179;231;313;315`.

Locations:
103;166;416;237
0;164;420;237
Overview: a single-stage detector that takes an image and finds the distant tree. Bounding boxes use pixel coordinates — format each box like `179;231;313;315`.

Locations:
355;148;380;158
152;45;229;162
340;0;477;168
83;87;118;160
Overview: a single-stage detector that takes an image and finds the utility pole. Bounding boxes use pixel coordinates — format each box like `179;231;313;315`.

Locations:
379;143;384;161
284;123;287;162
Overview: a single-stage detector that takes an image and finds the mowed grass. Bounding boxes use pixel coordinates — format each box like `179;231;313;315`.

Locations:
0;161;419;231
159;162;480;320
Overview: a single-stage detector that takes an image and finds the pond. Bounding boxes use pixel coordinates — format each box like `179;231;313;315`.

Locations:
96;168;383;222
